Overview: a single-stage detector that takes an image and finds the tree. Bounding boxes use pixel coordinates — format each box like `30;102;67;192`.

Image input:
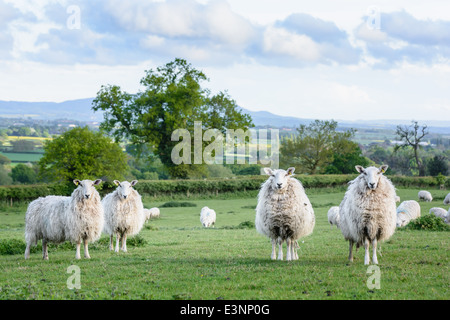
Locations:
92;58;253;178
38;126;128;183
11;163;37;184
427;155;449;176
395;121;429;176
280;120;355;174
325;140;369;174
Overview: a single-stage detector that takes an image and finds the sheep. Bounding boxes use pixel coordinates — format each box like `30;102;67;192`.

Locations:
395;195;401;203
327;206;340;228
200;206;216;228
429;207;448;220
418;190;432;202
444;193;450;205
396;200;421;227
24;179;104;260
339;165;397;265
102;180;145;253
447;208;450;225
255;167;315;261
144;207;160;222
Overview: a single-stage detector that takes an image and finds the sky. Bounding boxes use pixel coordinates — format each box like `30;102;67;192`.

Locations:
1;0;450;121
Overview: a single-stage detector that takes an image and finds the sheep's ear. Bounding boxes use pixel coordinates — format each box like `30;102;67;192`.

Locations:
73;179;81;186
113;180;120;186
93;179;102;185
380;165;388;173
264;168;274;176
355;165;365;174
131;180;138;186
286;167;295;175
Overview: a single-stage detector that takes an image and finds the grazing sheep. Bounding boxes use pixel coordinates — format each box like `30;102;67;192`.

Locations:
255;167;315;261
24;179;104;260
396;200;421;227
144;207;160;222
102;180;145;252
444;193;450;205
327;206;340;228
339;165;397;265
395;195;401;203
429;207;448;220
447;208;450;225
200;206;216;228
418;190;432;202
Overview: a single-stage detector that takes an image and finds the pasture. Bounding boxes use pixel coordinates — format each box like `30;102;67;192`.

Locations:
0;187;448;300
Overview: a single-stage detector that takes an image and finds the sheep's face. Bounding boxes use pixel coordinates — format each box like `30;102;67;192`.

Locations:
356;165;388;191
114;180;138;200
264;167;295;191
396;212;408;227
73;179;102;199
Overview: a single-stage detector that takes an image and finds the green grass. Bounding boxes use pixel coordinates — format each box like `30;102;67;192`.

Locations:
0;152;43;163
0;188;448;300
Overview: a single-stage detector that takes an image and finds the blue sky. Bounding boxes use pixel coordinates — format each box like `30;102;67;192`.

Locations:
1;0;450;121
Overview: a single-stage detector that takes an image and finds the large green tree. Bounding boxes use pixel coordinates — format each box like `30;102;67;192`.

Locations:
38;126;128;182
92;58;253;178
280;120;358;174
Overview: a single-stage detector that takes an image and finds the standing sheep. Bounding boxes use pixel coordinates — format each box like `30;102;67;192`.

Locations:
339;165;397;265
24;179;104;260
102;180;145;253
327;206;340;228
200;206;216;228
418;190;433;202
255;167;315;261
443;193;450;205
396;200;421;227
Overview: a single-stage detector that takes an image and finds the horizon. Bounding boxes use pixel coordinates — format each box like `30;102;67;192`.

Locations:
0;1;449;122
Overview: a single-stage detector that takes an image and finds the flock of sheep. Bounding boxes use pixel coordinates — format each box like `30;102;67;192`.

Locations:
23;165;449;265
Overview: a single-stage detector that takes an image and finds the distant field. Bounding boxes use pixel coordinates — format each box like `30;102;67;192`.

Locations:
0;152;43;163
0;187;448;300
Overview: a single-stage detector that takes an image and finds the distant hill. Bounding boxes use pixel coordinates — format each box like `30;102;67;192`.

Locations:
1;98;449;134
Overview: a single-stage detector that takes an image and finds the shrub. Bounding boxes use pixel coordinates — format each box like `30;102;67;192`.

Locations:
160;201;197;208
405;214;450;231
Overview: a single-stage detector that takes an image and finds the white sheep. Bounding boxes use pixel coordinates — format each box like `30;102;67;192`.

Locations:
396;200;421;227
255;167;315;261
102;180;145;252
200;206;216;228
443;193;450;205
429;207;448;220
144;207;160;222
327;206;340;228
24;179;104;260
339;165;397;265
418;190;432;202
395;195;401;203
447;208;450;225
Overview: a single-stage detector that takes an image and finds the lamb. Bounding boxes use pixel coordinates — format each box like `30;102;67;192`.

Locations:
396;200;421;227
418;190;432;202
200;206;216;228
327;206;340;228
102;180;145;252
444;193;450;205
24;179;104;260
339;165;397;265
144;207;160;222
429;207;448;220
255;167;315;261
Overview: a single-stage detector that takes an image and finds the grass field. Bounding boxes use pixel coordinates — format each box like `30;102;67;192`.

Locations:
0;187;448;300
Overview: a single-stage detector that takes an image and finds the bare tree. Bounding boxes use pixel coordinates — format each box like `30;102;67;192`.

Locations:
394;121;429;176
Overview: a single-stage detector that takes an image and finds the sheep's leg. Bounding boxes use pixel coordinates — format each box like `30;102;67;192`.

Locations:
372;238;378;265
277;238;283;260
42;239;49;260
109;234;114;251
286;238;292;261
364;238;370;265
75;240;81;260
271;239;276;260
83;239;90;259
115;233;120;252
25;242;31;260
348;240;354;262
293;241;299;260
121;234;128;252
